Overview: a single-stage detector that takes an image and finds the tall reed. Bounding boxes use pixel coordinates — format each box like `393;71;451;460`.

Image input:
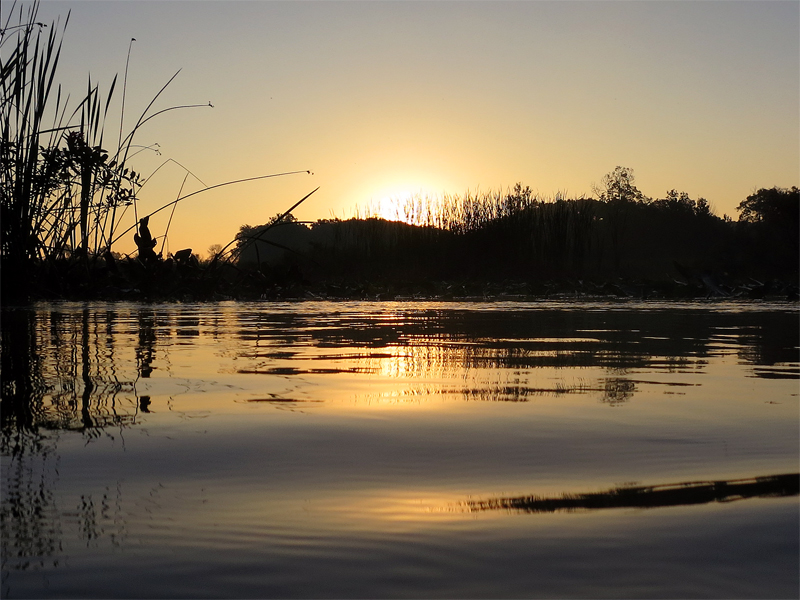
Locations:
2;2;315;301
1;2;161;279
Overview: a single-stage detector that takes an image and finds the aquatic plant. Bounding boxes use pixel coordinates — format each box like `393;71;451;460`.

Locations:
0;2;202;296
1;2;315;301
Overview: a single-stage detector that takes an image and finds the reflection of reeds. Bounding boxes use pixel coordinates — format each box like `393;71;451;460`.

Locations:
0;308;48;449
0;441;62;575
0;308;140;447
464;473;800;514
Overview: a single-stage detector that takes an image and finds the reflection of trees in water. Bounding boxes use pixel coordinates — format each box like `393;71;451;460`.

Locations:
0;303;796;584
463;473;800;514
2;310;62;580
75;484;128;549
360;380;601;404
1;309;50;454
1;309;139;438
354;374;638;405
0;305;219;579
288;307;789;374
1;455;131;579
1;438;62;578
4;305;789;426
600;378;636;405
734;315;800;378
0;305;225;443
231;307;797;405
2;447;138;581
0;306;206;440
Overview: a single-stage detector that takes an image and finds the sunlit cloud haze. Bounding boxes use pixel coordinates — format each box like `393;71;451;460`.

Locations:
14;1;800;255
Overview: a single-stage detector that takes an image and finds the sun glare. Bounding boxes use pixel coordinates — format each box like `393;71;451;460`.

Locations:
371;188;419;222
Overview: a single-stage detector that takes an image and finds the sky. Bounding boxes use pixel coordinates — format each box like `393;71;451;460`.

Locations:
7;0;800;256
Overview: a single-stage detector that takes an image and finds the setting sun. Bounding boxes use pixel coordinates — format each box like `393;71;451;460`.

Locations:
369;188;421;222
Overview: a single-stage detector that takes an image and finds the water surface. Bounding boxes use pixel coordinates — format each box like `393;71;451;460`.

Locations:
2;301;798;598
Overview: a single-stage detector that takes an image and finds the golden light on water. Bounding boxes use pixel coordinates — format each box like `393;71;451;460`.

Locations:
372;344;453;380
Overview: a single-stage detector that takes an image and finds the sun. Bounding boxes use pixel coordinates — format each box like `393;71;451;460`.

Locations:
353;172;453;224
368;187;421;223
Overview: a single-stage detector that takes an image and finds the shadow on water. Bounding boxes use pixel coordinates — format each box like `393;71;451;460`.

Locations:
462;473;800;514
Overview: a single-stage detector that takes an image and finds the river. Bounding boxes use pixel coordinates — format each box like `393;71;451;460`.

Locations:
1;300;798;598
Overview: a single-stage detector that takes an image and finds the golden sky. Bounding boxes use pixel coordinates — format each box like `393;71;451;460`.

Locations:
17;1;800;256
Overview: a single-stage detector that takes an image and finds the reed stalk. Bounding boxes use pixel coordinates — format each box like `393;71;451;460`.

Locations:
2;1;315;301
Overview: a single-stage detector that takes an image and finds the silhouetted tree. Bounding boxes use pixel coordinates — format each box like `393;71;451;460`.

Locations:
737;187;799;225
206;244;223;260
653;189;711;218
594;167;650;271
736;187;799;277
594;166;648;204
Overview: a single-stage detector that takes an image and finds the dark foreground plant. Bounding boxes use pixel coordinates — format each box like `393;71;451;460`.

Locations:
0;2;192;300
1;2;315;302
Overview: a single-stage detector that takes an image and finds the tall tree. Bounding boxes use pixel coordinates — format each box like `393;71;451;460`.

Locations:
736;187;799;277
594;167;648;271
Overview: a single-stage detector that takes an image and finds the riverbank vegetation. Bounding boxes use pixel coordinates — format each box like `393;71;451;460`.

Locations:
2;4;797;304
234;177;798;302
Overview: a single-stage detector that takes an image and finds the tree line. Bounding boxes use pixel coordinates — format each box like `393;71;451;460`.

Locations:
236;167;799;289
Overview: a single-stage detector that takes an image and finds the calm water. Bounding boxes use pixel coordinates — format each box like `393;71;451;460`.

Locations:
1;301;798;599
